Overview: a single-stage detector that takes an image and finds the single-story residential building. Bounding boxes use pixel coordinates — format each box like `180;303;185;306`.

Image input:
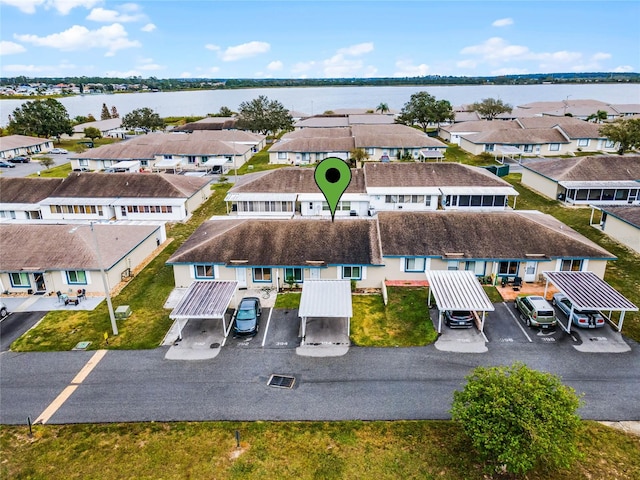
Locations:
592;206;640;254
0;135;54;159
268;135;355;164
438;120;520;145
460;127;572;156
166;217;385;290
0;178;64;220
68;118;124;140
521;155;640;205
352;124;447;161
0;222;166;295
1;172;212;222
166;211;614;292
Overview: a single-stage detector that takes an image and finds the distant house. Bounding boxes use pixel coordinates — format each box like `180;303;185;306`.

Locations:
521;155;640;205
166;218;385;290
594;206;640;254
516;117;618;153
0;135;54;159
0;173;212;222
165;211;614;292
459;127;571;156
0;178;64;220
352;124;447;161
269;131;355;164
0;223;166;295
438;120;520;145
172;116;238;132
69;118;124;140
70;130;265;173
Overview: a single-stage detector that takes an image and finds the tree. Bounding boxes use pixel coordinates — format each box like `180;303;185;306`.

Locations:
100;103;111;120
235;95;293;135
599;118;640;154
86;114;96;122
111;106;119;118
451;363;582;476
398;92;454;132
470;97;513;120
121;107;165;131
376;102;389;114
83;127;102;141
38;156;55;170
349;148;369;167
7;98;73;139
587;110;608;123
218;106;233;117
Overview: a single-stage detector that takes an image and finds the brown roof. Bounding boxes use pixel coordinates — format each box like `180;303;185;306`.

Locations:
463;127;569;144
363;162;511;188
440;120;520;133
0;178;64;204
0;223;159;271
523;155;640;181
229;167;366;194
295;117;350;128
601;206;640;228
269;136;355;153
50;172;211;198
167;218;383;266
378;211;614;260
0;134;52;150
352;124;446;148
285;128;352;139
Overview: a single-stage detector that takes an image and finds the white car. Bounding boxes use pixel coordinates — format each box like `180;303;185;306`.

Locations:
552;293;605;329
0;301;8;318
50;148;68;154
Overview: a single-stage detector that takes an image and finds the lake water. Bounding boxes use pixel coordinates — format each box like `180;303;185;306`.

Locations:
1;83;639;126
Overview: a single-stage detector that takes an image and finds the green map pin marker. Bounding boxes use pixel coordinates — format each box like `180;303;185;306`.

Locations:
314;157;352;221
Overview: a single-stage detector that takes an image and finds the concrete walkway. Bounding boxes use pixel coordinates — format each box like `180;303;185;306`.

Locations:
1;294;105;313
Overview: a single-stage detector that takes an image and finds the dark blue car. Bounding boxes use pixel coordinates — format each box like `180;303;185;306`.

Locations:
234;297;262;336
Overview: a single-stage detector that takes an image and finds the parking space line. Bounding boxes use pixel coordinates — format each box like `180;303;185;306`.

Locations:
261;308;274;347
503;303;533;343
35;349;107;424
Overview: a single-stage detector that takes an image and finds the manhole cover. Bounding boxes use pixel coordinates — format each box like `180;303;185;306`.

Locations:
267;374;296;389
72;341;91;350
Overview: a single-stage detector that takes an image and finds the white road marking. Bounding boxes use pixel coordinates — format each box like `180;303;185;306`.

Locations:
503;303;533;343
36;349;107;424
261;308;274;347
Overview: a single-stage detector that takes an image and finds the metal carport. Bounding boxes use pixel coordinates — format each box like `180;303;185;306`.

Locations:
299;280;352;346
425;270;495;334
169;281;238;340
543;271;638;333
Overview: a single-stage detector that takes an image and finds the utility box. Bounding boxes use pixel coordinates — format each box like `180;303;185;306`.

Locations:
115;305;132;320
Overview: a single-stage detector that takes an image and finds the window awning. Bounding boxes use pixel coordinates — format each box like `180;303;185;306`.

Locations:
299;280;353;318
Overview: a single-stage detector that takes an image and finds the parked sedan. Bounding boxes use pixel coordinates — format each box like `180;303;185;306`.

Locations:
552;293;605;328
0;161;16;168
49;148;68;154
444;310;474;329
8;155;30;163
233;297;262;337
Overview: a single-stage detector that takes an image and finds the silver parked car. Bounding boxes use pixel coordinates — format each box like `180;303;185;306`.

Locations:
552;293;605;329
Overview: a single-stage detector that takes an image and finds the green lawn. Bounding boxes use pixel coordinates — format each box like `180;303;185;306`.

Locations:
351;287;438;346
233;147;288;176
27;162;72;178
11;183;232;351
274;292;301;309
503;174;640;342
1;421;638;480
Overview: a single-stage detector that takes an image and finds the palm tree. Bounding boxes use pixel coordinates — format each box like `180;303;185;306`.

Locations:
376;102;390;114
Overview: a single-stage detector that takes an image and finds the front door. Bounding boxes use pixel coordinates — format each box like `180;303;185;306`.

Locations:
33;272;46;292
309;268;321;280
524;261;537;283
235;268;247;288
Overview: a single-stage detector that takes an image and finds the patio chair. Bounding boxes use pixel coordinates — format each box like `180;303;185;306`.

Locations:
77;289;86;301
512;276;523;291
56;291;63;304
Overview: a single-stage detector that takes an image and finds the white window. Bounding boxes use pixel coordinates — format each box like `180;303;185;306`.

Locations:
523;144;534;153
447;261;459;271
277;152;287;160
194;264;215;279
342;265;361;280
484;144;495;152
253;267;272;282
605;139;616;148
66;270;87;285
284;267;303;283
549;143;560;151
560;259;583;271
366;148;375;155
577;139;590;147
405;258;426;272
10;272;30;287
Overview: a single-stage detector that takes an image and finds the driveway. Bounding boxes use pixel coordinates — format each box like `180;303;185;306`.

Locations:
0;154;70;177
0;311;46;351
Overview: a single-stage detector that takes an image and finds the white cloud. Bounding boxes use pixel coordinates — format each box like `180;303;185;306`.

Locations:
291;61;316;75
141;23;156;32
592;52;611;61
15;23;141;56
456;59;477;69
322;54;377;77
87;5;145;23
2;61;77;74
139;62;162;71
104;68;144;77
491;67;529;75
613;65;634;72
461;37;529;62
267;60;283;71
337;42;374;56
205;44;220;51
0;0;45;14
0;41;26;55
492;18;513;27
393;59;429;77
220;41;270;61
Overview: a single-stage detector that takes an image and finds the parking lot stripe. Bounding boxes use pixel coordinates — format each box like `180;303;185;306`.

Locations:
503;302;533;342
261;308;274;347
35;350;107;424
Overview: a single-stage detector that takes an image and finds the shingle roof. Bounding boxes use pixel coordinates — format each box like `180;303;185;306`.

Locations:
600;206;640;229
73;118;122;133
269;136;355;152
523;155;640;181
0;223;159;271
377;211;614;260
167;218;383;266
0;178;64;204
279;127;352;139
462;128;569;144
228;167;366;194
50;172;211;198
363;162;511;188
351;124;446;148
0;134;51;150
440;120;520;133
295;117;350;128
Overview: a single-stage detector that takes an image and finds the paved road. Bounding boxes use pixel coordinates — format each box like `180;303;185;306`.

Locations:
1;339;639;425
0;153;71;177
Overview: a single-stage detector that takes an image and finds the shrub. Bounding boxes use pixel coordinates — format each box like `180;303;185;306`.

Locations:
451;362;582;476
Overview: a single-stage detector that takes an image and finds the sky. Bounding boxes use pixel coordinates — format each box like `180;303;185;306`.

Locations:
0;1;638;79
